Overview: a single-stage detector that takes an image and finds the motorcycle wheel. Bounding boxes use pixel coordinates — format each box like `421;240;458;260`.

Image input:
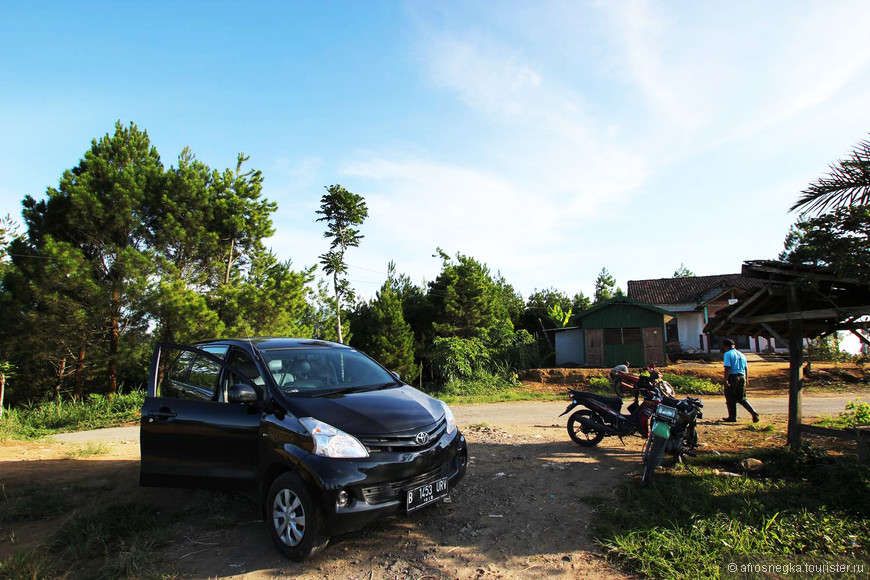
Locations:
567;410;605;447
641;436;667;485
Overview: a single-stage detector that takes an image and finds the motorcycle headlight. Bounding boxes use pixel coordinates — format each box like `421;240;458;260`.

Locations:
655;404;677;420
441;402;457;435
299;417;369;459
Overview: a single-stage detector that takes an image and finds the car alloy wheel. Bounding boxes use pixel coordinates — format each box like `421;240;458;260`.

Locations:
273;487;306;546
266;472;328;561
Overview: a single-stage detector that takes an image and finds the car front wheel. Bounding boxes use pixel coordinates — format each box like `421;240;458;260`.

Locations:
267;472;329;561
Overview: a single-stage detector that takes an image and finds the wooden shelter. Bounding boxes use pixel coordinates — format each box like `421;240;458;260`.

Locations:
704;260;870;446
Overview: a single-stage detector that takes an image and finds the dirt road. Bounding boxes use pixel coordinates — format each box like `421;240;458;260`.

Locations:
2;392;865;579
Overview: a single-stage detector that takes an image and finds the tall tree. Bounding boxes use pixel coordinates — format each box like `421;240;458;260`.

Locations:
18;121;162;394
520;287;572;332
428;250;510;339
365;273;418;381
1;122;308;403
790;136;870;215
572;291;591;313
673;263;695;278
593;267;618;304
780;205;870;282
316;184;368;343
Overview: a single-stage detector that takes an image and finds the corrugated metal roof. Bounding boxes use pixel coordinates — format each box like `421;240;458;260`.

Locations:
627;274;767;305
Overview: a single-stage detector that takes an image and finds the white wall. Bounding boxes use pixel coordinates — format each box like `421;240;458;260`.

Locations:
555;329;585;366
678;312;705;351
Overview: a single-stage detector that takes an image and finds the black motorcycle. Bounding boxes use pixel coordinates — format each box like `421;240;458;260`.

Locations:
641;394;703;484
561;385;664;447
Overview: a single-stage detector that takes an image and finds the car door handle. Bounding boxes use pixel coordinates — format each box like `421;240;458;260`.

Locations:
147;408;177;422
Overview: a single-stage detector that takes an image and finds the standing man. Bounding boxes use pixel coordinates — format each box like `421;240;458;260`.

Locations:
721;339;759;423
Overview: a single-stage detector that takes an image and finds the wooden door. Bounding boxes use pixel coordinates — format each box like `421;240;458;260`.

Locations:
643;327;666;366
585;328;604;367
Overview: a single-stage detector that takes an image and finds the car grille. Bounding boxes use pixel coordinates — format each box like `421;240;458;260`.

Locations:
358;418;447;453
361;464;450;505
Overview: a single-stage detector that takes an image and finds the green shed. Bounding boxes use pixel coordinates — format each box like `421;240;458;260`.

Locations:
572;296;674;367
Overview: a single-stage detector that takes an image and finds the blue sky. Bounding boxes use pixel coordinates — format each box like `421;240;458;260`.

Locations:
3;1;870;301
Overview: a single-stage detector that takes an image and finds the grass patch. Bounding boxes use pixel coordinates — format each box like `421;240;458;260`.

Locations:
0;502;176;579
744;422;777;433
593;445;870;578
0;489;251;579
433;371;564;404
0;483;78;524
0;391;144;441
439;388;560;405
661;373;722;395
50;502;171;578
64;442;111;458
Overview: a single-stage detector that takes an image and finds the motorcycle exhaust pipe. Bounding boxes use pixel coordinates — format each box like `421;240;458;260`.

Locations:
577;416;620;436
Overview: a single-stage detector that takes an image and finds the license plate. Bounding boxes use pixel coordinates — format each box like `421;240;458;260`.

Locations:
406;477;448;512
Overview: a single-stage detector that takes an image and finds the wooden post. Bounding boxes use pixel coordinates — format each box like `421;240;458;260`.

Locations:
787;284;804;448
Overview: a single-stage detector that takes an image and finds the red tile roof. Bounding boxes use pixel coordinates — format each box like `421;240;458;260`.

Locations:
627;274;767;305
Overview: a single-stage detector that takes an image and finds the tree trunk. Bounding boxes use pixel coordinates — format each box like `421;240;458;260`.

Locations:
108;287;120;395
224;238;235;285
74;342;86;401
54;357;66;401
334;271;343;344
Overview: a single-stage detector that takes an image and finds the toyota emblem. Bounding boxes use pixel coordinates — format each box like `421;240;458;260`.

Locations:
415;432;430;445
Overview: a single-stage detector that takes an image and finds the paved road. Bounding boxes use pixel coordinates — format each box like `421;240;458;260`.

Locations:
51;392;866;444
453;392;866;427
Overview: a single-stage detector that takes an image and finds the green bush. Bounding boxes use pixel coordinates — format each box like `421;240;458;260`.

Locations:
586;376;613;395
816;398;870;429
662;373;722;395
0;391;144;440
432;336;490;381
842;398;870;427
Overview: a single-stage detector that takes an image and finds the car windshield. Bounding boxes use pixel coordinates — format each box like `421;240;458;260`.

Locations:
259;347;397;395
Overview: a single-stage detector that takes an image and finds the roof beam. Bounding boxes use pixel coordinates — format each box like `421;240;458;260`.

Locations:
733;305;870;324
705;286;771;335
760;322;788;348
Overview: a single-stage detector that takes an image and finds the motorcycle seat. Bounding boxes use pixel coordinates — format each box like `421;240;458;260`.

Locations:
576;392;623;412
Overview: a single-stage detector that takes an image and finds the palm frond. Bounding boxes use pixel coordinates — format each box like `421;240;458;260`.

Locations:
790;137;870;215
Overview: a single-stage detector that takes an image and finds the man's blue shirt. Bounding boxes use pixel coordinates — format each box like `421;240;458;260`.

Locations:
723;348;747;375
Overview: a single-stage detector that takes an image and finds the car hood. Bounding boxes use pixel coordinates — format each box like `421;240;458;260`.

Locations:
286;385;444;435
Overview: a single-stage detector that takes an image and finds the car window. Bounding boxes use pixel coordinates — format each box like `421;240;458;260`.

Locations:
228;348;264;387
200;344;229;359
187;356;221;398
261;348;394;394
158;349;218;401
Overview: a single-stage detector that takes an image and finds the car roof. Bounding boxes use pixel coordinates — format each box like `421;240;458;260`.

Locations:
194;337;351;351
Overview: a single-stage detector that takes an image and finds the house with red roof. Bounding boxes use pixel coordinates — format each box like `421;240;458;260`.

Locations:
627;274;786;354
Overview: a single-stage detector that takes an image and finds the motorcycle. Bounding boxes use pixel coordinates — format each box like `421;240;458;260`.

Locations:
640;394;703;484
612;369;675;399
561;383;664;447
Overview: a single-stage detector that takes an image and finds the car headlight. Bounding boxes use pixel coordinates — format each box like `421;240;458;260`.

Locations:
299;417;369;459
441;402;457;435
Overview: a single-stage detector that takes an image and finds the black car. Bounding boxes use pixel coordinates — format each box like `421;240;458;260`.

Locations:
140;338;468;560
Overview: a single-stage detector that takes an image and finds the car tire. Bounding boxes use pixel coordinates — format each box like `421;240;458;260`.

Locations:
266;472;329;561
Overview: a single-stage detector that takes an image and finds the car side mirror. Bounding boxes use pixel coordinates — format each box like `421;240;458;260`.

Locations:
228;383;258;404
390;371;401;382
